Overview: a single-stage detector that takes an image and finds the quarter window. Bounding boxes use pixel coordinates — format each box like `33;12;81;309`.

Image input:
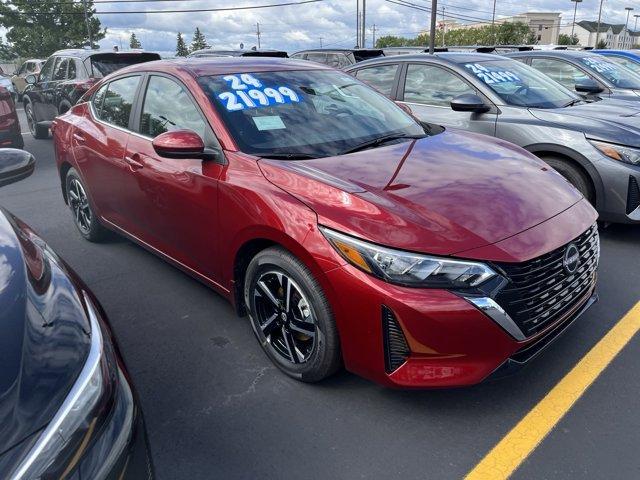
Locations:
98;76;140;129
403;64;475;106
354;64;399;96
530;58;590;90
140;76;207;138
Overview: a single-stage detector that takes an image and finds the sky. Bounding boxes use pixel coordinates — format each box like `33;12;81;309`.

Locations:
61;0;640;54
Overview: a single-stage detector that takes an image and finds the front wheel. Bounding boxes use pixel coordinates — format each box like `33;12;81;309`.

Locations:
540;156;594;204
65;168;108;242
244;247;341;382
24;101;49;139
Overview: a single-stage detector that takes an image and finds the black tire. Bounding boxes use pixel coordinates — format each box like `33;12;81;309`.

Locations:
58;100;72;115
65;168;108;242
24;101;49;139
244;247;341;382
541;156;594;204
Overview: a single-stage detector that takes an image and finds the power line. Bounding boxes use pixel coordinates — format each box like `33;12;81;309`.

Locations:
6;0;324;15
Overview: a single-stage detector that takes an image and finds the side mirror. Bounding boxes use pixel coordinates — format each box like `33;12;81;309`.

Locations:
25;74;37;85
152;130;206;159
0;149;35;187
450;93;491;113
575;79;604;94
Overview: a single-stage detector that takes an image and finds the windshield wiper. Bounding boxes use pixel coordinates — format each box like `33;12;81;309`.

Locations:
339;133;425;155
256;153;320;160
562;99;583;108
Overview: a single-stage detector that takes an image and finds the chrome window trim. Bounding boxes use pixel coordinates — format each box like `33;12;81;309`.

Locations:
10;292;104;480
464;296;526;341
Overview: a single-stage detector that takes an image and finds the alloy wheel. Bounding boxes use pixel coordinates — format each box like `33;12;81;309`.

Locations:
252;270;317;364
68;178;92;234
25;104;35;135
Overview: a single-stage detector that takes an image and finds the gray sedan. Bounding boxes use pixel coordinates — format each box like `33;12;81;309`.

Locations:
345;52;640;223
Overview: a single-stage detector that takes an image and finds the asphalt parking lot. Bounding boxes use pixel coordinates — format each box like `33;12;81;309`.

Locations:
2;109;640;479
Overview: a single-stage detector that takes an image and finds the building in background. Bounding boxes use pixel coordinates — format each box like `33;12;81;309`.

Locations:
451;12;561;44
560;20;639;48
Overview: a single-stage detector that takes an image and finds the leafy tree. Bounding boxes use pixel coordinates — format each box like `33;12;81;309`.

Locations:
190;27;209;52
130;32;142;49
0;0;105;57
0;38;14;60
596;39;607;49
176;32;189;56
558;33;579;46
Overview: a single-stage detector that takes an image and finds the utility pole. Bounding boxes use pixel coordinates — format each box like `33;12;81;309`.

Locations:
372;24;377;48
634;14;640;46
570;0;582;38
256;22;261;49
441;6;445;47
625;7;634;48
82;0;93;49
319;37;323;47
491;0;497;45
428;0;437;54
595;0;604;47
356;0;360;47
361;0;366;48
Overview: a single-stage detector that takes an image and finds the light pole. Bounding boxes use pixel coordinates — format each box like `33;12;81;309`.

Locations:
491;0;497;45
429;0;437;53
570;0;583;38
625;7;634;48
596;0;604;47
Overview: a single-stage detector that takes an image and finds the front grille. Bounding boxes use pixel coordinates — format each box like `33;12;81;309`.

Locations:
493;224;599;338
627;176;640;215
382;306;410;373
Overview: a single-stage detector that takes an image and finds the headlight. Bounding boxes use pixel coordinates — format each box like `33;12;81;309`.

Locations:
320;226;497;288
589;139;640;166
10;292;114;480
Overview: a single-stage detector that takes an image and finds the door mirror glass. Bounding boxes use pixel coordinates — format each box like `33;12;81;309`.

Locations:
25;74;37;85
575;78;604;94
152;130;205;159
0;149;35;187
450;93;490;113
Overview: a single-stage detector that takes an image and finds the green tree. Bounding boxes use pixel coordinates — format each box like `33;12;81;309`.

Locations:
130;32;142;49
0;0;105;57
176;32;189;56
190;27;209;52
558;33;579;46
596;39;607;49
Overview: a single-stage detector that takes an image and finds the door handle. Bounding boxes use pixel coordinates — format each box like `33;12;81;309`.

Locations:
124;154;144;170
72;132;85;143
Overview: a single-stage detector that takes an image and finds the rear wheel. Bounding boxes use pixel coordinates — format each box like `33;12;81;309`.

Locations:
541;156;594;204
24;101;49;139
244;247;341;382
65;168;107;242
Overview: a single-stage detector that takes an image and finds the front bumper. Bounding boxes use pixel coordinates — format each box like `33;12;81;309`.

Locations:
593;156;640;223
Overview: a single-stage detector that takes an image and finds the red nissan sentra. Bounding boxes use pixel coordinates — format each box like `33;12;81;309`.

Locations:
52;58;599;388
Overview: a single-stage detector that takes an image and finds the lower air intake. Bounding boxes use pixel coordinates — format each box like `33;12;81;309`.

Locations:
382;306;410;373
627;176;640;215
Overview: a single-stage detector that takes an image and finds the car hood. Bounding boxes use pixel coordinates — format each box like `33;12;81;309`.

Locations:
0;209;90;457
259;130;583;255
529;99;640;148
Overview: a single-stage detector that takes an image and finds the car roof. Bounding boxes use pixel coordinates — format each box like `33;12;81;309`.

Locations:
506;50;597;59
113;56;329;78
188;48;287;57
293;48;383;54
594;49;640;59
346;51;507;69
50;48;161;60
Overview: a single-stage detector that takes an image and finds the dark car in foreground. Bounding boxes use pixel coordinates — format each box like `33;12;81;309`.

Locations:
0;149;153;478
290;48;383;68
189;48;288;58
347;52;640;223
23;49;161;139
52;57;598;388
0;87;23;149
507;50;640;101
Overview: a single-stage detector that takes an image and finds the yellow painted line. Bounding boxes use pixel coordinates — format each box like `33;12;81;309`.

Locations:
465;301;640;480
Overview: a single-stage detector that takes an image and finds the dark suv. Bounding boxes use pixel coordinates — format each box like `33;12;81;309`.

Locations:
290;48;384;68
23;49;160;139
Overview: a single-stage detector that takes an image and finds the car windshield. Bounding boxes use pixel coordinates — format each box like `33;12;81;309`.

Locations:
463;59;579;109
578;55;640;89
199;69;425;157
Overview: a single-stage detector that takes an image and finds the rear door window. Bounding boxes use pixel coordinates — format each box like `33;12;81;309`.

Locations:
354;64;399;96
98;76;141;129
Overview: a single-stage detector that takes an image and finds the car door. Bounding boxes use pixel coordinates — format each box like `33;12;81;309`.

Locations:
28;56;56;121
123;74;224;280
38;57;68;121
71;75;142;228
528;57;609;99
398;62;498;135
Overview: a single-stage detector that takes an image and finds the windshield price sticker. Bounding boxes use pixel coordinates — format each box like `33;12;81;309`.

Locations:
217;73;301;111
465;63;521;84
581;57;616;73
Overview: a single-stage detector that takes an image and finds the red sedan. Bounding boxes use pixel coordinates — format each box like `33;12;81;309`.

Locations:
52;58;599;388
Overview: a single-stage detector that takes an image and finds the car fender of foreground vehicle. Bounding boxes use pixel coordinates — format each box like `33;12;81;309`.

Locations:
52;58;599;388
0;149;153;479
